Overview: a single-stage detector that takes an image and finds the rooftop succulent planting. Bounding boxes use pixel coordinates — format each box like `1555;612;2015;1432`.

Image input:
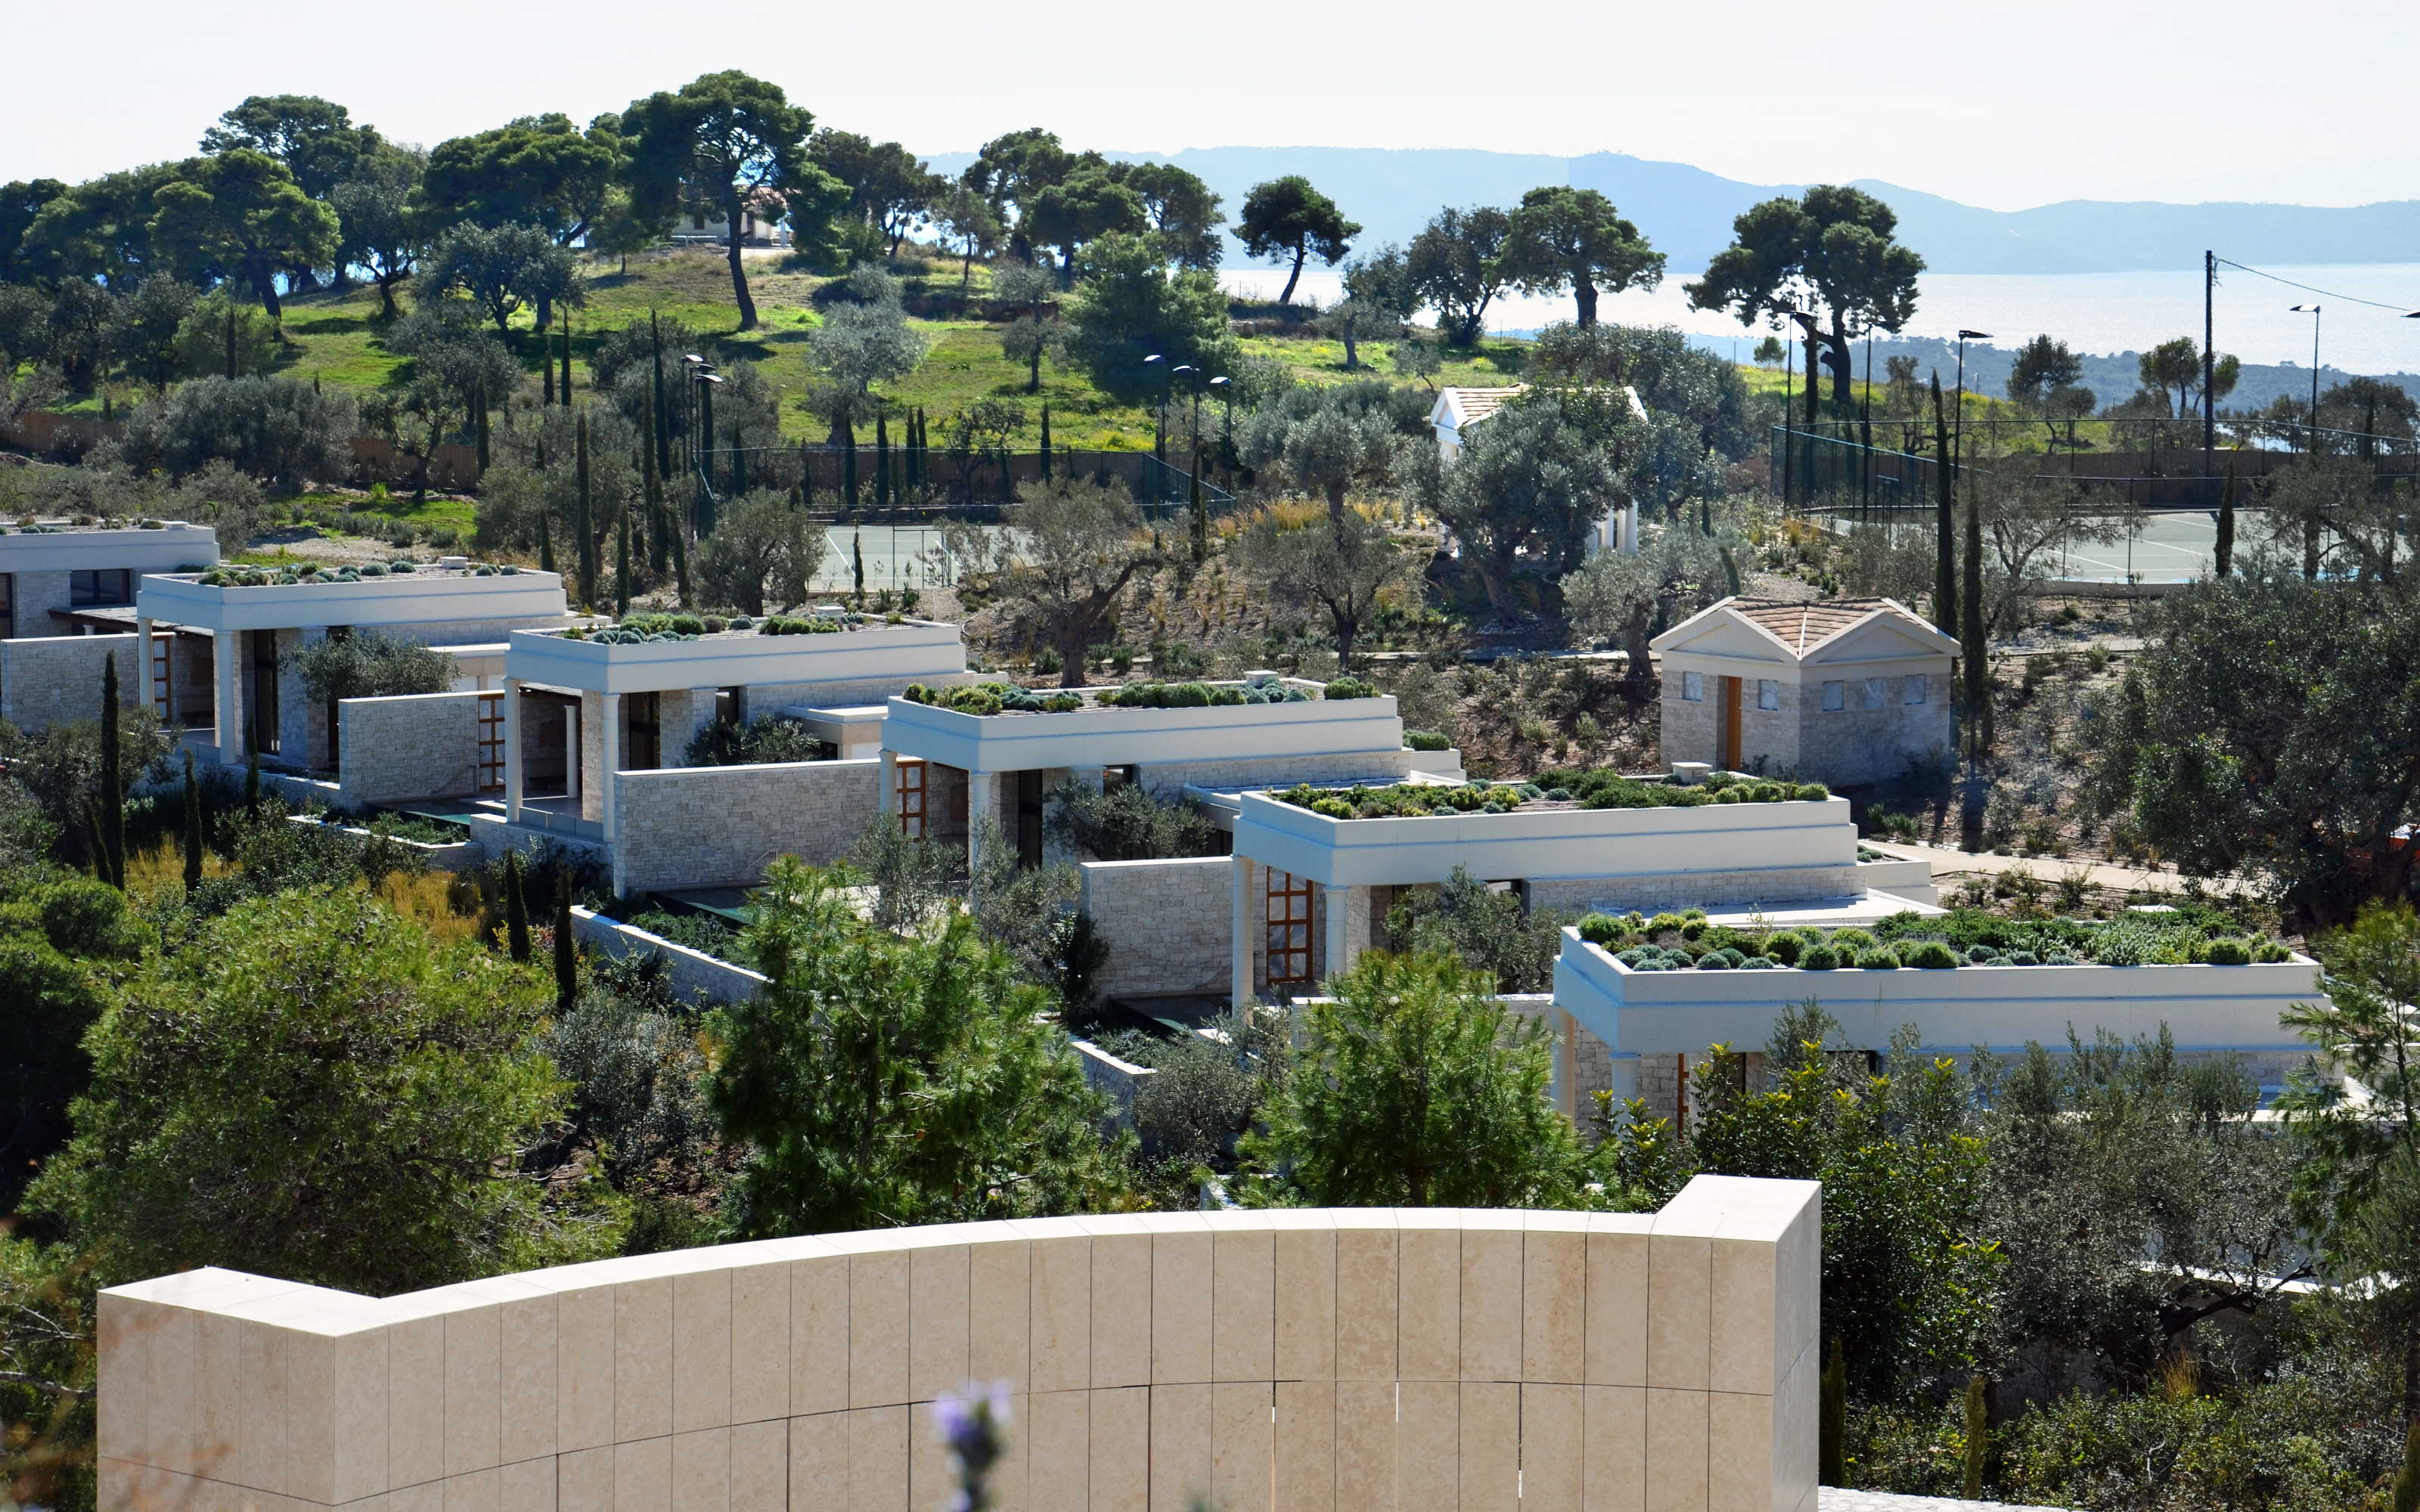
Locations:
192;559;519;587
1575;905;2293;971
896;677;1341;717
1272;767;1830;819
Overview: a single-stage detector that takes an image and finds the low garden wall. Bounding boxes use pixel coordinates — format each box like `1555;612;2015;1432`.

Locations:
610;758;880;896
1069;1038;1156;1129
0;631;140;731
95;1175;1821;1512
569;906;768;1005
338;692;482;803
1553;928;2325;1057
1077;856;1233;1000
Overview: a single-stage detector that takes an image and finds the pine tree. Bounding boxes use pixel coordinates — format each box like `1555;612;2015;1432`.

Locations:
504;849;532;962
98;652;125;889
182;748;203;891
574;411;596;607
2215;455;2237;578
553;870;578;1014
1931;373;1955;635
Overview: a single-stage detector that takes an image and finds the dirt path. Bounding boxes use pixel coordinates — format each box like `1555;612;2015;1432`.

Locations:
1860;838;2251;899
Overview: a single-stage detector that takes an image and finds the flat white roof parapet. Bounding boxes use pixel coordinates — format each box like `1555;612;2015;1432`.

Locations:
883;680;1404;773
507;617;966;696
0;520;218;572
138;568;569;632
1552;926;2324;1055
1230;789;1857;888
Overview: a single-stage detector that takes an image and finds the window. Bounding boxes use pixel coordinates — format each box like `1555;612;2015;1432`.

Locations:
1903;676;1927;705
1863;677;1886;709
70;569;130;608
1681;671;1704;702
1822;680;1844;712
1758;679;1779;711
626;692;661;770
0;573;12;639
897;758;926;839
475;693;505;791
1266;869;1314;985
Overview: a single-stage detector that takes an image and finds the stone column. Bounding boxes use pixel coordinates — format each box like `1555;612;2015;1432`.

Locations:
1553;1007;1578;1122
1621;501;1640;557
504;678;523;823
136;617;154;711
566;699;584;807
1323;883;1356;984
215;630;242;766
600;692;622;841
1230;854;1253;1010
878;748;897;825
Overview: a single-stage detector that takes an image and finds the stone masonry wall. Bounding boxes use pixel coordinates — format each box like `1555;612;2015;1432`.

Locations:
337;692;482;804
0;632;140;730
1793;671;1952;788
11;571;75;637
1527;863;1864;916
1080;857;1233;999
612;758;879;894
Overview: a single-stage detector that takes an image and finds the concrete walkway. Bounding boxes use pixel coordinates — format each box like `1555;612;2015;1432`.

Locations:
1822;1491;2074;1512
1860;837;2248;899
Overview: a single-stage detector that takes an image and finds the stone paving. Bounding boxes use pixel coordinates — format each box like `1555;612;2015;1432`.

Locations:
1822;1490;2074;1512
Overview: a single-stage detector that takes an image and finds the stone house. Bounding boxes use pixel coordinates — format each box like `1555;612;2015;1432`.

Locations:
0;520;218;731
1653;596;1956;789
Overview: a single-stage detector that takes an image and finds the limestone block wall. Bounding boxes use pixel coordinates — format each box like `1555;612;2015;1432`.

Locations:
1792;674;1950;789
0;631;141;730
1078;857;1233;999
338;692;482;804
96;1176;1821;1512
569;906;769;1006
612;759;880;895
11;570;76;636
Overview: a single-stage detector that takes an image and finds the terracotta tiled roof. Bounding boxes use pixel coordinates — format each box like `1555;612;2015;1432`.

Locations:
1442;386;1525;425
1727;597;1918;654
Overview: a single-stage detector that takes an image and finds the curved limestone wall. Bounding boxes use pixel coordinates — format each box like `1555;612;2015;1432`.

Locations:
97;1176;1818;1512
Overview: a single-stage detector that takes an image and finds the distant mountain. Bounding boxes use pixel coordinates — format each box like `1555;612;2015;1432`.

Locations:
916;145;2420;277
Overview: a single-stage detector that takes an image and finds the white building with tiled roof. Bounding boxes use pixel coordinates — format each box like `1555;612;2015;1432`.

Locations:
1426;386;1527;460
1652;596;1957;787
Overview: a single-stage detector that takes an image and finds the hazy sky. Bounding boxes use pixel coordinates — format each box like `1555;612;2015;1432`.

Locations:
7;0;2413;210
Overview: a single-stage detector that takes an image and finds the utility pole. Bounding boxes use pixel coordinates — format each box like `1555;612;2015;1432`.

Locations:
2203;250;2217;472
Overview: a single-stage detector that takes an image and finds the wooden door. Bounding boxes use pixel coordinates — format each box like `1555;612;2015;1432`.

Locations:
897;759;926;838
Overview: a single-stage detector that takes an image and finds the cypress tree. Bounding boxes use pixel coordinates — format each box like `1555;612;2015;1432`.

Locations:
1962;472;1988;760
842;417;859;510
560;314;572;407
538;513;557;575
2214;456;2237;578
1931;373;1955;635
644;385;669;572
650;311;672;481
876;413;892;510
798;438;812;510
1040;404;1053;481
474;379;490;474
615;498;631;617
2387;1422;2418;1512
98;652;125;889
182;748;203;891
553;870;578;1014
574;411;595;606
504;849;532;962
669;511;692;605
544;342;555;405
852;530;865;603
1189;463;1207;565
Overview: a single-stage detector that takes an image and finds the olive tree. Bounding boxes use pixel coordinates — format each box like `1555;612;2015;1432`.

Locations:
939;476;1160;687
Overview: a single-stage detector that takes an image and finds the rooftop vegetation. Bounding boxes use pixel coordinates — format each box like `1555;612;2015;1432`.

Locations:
1575;904;2295;971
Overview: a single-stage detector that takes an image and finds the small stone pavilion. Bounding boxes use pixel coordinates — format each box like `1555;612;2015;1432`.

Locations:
1653;596;1956;789
0;519;217;731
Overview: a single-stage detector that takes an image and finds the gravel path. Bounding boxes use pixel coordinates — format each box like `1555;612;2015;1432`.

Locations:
1860;837;2250;899
1822;1490;2073;1512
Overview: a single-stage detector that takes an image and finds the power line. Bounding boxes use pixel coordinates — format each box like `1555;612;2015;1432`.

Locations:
2213;257;2416;314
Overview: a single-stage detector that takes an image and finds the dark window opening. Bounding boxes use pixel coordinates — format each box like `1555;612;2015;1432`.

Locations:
70;569;131;608
628;692;662;770
250;630;280;754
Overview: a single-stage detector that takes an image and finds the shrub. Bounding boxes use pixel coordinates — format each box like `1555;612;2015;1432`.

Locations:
2006;950;2040;965
1578;913;1624;945
1323;676;1379;699
116;374;358;489
1406;730;1453;751
2255;941;2291;962
684;715;830;767
1854;947;1902;970
1764;932;1804;966
1800;943;1840;970
2203;937;2253;965
1903;940;1961;970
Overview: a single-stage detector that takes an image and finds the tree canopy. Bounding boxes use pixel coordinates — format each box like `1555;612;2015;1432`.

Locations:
1062;231;1231;403
1498;186;1664;328
200;94;380;203
1686;184;1922;408
620;71;821;331
1407;204;1511;345
147;151;340;322
417;114;622;247
1234;175;1358;306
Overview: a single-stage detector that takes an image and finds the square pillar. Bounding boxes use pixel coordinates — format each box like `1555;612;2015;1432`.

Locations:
1322;883;1356;984
136;617;154;710
567;699;585;807
966;770;996;876
600;692;622;841
878;748;898;823
1230;855;1253;1011
504;679;523;823
215;631;243;766
1553;1008;1578;1123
